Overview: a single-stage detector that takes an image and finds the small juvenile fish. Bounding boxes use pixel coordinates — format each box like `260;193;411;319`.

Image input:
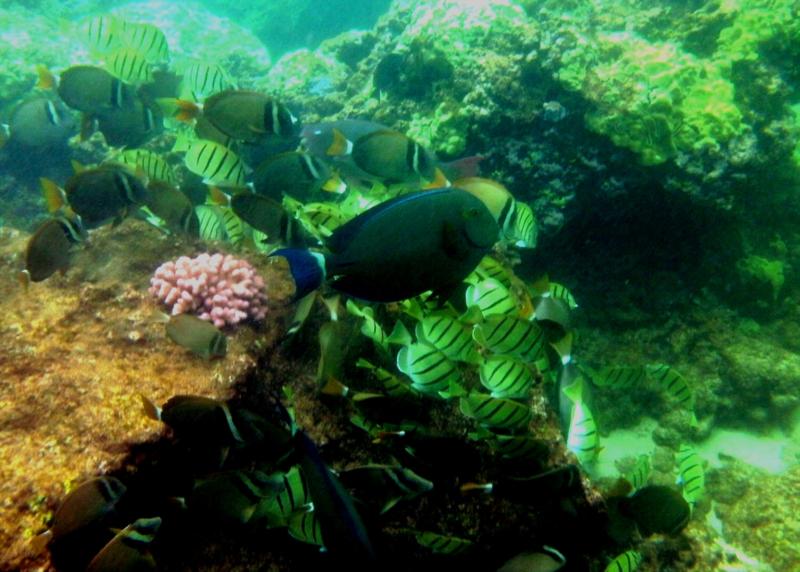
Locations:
459;393;532;430
165;314;227;359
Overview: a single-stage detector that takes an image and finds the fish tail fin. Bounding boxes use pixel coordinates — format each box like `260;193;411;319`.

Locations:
139;394;162;421
551;331;573;365
207;186;230;206
423;167;451;189
17;270;30;293
326;128;353;156
320;172;347;194
157;98;201;123
70;159;87;174
35;65;56;90
271;249;326;301
40;177;66;214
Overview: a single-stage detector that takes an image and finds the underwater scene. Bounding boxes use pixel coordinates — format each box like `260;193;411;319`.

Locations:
1;0;800;570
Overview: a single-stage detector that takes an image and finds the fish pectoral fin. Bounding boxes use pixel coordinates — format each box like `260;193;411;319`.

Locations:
441;221;470;261
247;123;268;134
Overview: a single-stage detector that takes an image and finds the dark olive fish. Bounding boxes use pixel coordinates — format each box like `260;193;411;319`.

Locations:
96;95;161;148
57;65;134;114
274;188;499;302
618;484;691;537
253;151;343;201
338;464;433;514
142;394;244;448
64;165;148;228
188;470;284;526
165;314;227;359
350;130;437;184
86;517;160;572
4;97;76;148
144;181;198;235
230;192;305;246
21;217;82;283
49;476;127;545
202;90;296;143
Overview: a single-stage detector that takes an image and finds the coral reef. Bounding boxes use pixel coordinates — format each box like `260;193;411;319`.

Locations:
150;253;268;328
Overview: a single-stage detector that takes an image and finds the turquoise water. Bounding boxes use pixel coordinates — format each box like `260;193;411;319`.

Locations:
1;1;799;571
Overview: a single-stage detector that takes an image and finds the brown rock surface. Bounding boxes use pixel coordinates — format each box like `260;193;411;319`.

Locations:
0;221;293;570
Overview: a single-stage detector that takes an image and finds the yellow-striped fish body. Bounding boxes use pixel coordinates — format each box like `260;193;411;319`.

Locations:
563;378;600;465
195;204;228;241
183;139;247;187
479;355;536;398
415;313;478;363
396;342;461;396
202;90;296;143
180;62;232;101
79;15;123;56
288;510;324;547
506;201;537;248
117;21;169;64
676;444;704;505
472;315;545;361
415;531;473;555
252;466;310;528
604;550;642;572
459;393;532;430
112;149;176;184
465;278;518;317
188;471;283;526
105;48;154;84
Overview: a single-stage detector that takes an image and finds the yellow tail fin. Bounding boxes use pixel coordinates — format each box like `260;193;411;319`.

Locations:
36;65;56;90
157;98;202;123
40;178;66;213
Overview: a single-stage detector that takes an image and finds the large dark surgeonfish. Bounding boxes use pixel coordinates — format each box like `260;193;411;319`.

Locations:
273;188;499;302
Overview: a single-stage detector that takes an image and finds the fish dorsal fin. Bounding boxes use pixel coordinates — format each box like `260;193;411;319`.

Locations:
36;65;56;90
423;167;451;190
40;178;66;213
139;394;162;421
326;128;353;156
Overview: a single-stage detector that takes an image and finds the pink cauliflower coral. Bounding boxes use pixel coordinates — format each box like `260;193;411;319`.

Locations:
150;253;267;328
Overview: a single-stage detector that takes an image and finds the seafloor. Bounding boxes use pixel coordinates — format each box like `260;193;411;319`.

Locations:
1;0;800;571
